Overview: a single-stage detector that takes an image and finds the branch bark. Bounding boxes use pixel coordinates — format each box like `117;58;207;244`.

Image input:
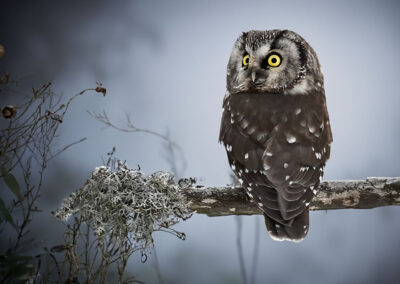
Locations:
184;177;400;217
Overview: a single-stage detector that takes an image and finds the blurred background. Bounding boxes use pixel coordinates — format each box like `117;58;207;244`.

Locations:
1;0;400;283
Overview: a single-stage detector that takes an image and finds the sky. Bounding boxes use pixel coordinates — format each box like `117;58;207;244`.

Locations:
1;0;400;283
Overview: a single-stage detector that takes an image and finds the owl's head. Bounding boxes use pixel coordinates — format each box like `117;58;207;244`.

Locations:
226;30;323;95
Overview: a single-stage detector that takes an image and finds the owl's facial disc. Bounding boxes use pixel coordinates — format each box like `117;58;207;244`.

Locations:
227;30;310;94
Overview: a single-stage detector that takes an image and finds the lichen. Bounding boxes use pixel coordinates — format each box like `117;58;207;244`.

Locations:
202;198;217;204
53;162;193;252
342;191;360;207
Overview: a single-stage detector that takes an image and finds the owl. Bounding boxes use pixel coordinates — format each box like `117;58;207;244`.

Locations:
219;30;332;242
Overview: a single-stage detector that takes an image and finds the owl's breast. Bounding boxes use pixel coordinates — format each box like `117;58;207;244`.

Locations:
222;92;327;143
219;90;332;170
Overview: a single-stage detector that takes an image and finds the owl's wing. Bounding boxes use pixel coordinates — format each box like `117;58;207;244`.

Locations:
219;92;332;225
219;101;283;222
261;107;332;221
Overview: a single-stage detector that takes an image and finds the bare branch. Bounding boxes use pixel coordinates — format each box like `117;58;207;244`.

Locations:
235;216;247;284
88;110;176;145
88;110;187;176
184;177;400;217
48;137;87;162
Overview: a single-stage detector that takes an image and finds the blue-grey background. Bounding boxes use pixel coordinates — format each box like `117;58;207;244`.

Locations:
1;0;400;283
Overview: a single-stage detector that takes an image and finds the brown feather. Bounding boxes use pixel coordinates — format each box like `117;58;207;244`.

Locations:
220;91;332;241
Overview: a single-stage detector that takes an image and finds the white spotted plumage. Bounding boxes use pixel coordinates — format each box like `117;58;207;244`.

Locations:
219;29;332;242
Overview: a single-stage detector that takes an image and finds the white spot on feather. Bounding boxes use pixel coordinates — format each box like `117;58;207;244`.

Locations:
283;163;289;169
285;175;290;181
241;120;249;129
256;132;267;142
300;167;309;172
295;108;302;115
247;127;255;135
286;134;296;144
244;153;249;159
308;125;316;133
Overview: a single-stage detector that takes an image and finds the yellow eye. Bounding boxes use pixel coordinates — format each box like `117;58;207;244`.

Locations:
267;54;281;67
242;54;250;66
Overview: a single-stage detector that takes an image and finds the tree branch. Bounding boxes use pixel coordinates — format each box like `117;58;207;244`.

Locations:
184;177;400;217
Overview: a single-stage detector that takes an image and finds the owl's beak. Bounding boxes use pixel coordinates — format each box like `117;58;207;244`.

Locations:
251;70;257;82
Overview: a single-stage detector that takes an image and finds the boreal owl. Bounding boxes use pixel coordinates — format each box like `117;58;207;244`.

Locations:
219;30;332;242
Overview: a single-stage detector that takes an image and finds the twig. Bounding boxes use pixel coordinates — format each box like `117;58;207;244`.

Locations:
48;137;87;161
0;77;104;282
153;246;163;284
235;216;247;284
250;217;260;284
88;111;173;145
88;110;187;175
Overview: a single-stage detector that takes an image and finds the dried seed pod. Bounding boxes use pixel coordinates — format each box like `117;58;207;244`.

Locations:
2;105;16;119
95;86;106;96
0;45;4;58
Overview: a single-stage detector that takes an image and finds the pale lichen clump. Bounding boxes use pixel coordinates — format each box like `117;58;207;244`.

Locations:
53;163;193;252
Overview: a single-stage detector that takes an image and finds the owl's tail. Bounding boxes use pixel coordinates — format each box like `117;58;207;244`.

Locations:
263;209;309;242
